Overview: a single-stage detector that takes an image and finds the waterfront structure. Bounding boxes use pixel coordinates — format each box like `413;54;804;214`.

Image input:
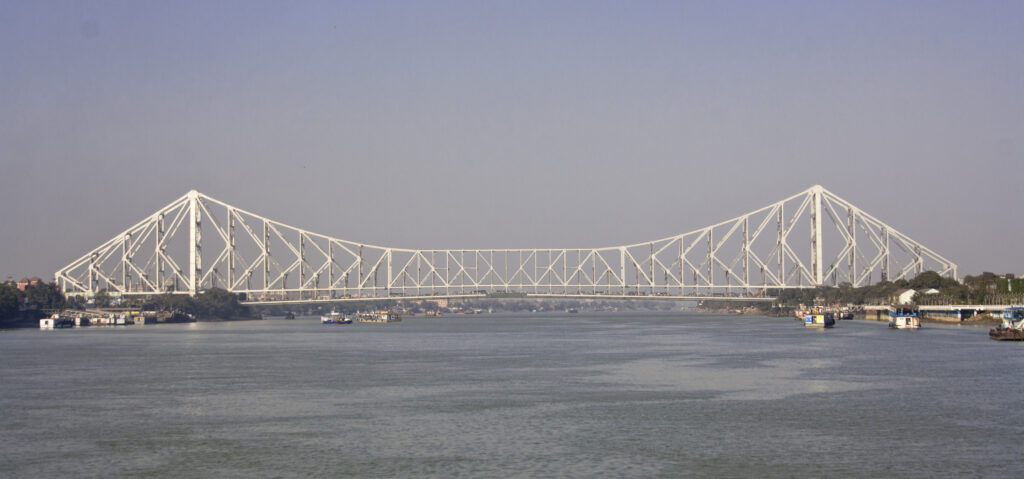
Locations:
55;185;956;304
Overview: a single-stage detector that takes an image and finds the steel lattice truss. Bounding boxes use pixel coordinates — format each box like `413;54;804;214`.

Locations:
55;185;956;303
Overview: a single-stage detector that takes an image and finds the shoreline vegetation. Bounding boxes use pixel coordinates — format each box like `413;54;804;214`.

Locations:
701;270;1021;319
2;271;1018;328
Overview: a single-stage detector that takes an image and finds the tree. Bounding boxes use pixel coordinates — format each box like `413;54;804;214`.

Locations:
909;271;944;290
23;282;66;311
193;288;248;319
0;283;22;322
94;290;111;308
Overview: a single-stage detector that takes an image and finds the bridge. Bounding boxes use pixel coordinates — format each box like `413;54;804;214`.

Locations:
55;185;956;304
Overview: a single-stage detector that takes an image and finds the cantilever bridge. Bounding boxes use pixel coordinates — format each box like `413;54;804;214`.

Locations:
55;185;956;304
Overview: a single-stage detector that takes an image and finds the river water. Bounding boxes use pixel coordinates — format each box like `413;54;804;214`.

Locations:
1;313;1022;478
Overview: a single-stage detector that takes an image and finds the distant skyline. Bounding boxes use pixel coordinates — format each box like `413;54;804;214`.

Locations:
2;1;1022;280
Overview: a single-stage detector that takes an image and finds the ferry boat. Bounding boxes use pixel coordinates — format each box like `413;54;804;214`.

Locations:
39;314;73;329
989;307;1024;341
320;311;352;325
888;307;921;329
804;308;835;328
358;310;401;323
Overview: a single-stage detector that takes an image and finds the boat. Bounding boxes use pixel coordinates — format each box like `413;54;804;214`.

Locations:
804;308;835;328
284;312;295;319
39;314;73;329
836;307;855;320
989;307;1024;341
357;310;401;323
888;307;921;329
320;311;352;324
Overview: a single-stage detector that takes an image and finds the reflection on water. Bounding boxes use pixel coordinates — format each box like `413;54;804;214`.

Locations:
589;357;875;400
1;313;1022;478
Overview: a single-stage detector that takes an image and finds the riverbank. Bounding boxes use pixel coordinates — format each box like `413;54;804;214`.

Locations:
1;311;257;329
859;312;1000;325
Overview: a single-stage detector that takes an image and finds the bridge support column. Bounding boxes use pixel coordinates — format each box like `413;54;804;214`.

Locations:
188;190;200;296
810;185;823;286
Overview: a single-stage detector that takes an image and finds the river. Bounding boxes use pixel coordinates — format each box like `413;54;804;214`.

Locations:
1;313;1021;478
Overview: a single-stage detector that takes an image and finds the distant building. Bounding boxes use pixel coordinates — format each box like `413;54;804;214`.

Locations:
893;289;916;305
428;298;449;308
893;288;939;305
16;276;42;291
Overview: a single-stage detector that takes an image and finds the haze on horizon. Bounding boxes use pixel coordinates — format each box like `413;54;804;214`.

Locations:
1;1;1022;281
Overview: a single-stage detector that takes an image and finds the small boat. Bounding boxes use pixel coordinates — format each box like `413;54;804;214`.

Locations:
284;312;295;319
836;308;855;320
888;307;921;329
358;310;401;323
320;311;352;324
39;314;73;329
989;307;1024;341
804;308;835;328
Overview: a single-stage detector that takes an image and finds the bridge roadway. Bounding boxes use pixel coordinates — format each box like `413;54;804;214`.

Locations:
239;292;777;306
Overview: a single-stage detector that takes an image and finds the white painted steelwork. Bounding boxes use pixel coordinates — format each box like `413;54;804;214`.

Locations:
55;185;957;303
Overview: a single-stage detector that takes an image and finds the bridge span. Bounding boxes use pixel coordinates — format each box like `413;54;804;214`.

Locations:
56;185;956;304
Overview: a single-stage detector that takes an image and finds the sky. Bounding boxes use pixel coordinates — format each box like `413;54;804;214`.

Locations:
1;0;1022;281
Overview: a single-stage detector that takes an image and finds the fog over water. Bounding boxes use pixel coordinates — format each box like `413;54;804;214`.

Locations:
2;2;1022;278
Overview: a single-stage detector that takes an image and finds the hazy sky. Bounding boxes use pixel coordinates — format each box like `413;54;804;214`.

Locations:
2;1;1022;280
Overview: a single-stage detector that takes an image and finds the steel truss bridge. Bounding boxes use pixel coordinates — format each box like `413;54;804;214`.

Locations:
56;185;956;304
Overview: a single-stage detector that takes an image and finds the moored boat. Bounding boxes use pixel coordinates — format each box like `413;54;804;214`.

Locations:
321;311;352;324
39;314;73;329
804;308;835;328
888;307;921;329
358;310;401;323
284;312;295;319
990;307;1024;341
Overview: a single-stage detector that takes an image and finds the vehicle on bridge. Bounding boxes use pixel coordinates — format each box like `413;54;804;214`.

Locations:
990;307;1024;341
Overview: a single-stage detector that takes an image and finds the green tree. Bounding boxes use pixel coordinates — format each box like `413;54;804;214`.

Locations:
193;288;248;319
94;290;111;308
23;282;66;311
909;271;944;290
0;283;22;322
